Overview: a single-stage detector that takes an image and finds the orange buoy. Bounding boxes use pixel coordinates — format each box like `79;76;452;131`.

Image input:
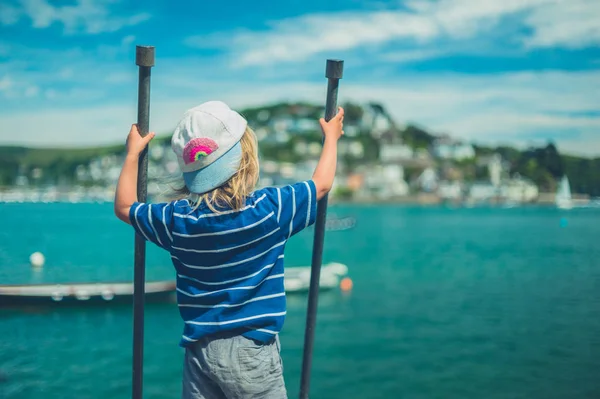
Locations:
340;277;353;292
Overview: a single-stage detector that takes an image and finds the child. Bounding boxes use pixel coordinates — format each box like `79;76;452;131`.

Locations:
114;101;344;399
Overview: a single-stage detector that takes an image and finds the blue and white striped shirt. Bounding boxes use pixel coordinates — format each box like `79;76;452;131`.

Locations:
129;180;317;347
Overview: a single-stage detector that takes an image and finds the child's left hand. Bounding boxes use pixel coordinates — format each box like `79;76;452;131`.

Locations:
126;124;155;156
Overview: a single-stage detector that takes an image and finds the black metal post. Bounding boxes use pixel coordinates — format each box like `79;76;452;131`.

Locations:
132;45;154;399
299;59;344;399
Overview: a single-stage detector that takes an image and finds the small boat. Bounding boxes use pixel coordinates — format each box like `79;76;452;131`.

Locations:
325;216;356;231
284;262;349;293
0;280;176;307
556;175;574;210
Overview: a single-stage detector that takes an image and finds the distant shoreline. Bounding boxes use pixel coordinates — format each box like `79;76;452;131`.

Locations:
1;197;595;208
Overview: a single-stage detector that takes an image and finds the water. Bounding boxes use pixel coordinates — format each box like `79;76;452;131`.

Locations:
1;204;600;398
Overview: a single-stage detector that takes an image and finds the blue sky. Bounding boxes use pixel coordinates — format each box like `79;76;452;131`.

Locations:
0;0;599;155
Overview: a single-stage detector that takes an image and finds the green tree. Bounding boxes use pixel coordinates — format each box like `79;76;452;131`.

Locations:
342;102;364;124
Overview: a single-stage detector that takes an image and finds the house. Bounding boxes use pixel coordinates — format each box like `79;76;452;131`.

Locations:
149;145;165;161
75;165;89;182
358;164;409;199
468;182;499;202
338;141;365;158
487;154;502;187
346;173;364;191
453;144;475;160
294;118;319;132
380;144;413;162
438;181;463;200
256;110;270;123
294;141;308;156
417;168;438;193
261;161;279;174
431;137;475;161
500;177;539;202
275;131;290;143
344;125;360;137
271;118;293;133
254;127;269;141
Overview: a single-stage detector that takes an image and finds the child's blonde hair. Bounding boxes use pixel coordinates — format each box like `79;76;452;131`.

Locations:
164;126;259;213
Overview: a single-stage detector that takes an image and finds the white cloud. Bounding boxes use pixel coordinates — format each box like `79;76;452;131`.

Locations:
2;0;150;34
186;9;438;66
121;34;135;46
21;0;55;28
337;70;600;155
523;0;600;48
187;0;600;66
0;41;136;103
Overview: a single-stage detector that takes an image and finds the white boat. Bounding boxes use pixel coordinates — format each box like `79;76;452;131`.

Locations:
325;216;356;231
284;262;348;292
555;175;574;210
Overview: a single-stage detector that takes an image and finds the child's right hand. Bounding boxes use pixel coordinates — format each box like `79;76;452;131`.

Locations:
319;107;344;142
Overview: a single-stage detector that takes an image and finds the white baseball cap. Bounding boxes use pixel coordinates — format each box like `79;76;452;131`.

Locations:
171;101;247;194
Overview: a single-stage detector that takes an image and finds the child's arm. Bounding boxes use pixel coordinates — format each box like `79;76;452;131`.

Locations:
312;107;344;200
114;124;155;224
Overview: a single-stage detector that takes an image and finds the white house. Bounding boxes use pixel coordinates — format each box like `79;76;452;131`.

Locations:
432;139;475;161
468;182;499;202
500;177;539;202
256;110;270;123
344;125;360;137
150;145;165;161
454;144;475;160
338;141;365;158
417;168;438;192
254;127;269;141
359;164;409;199
294;118;319;132
438;181;463;200
272;118;293;133
488;154;502;187
380;144;413;162
294;141;308;156
279;163;295;179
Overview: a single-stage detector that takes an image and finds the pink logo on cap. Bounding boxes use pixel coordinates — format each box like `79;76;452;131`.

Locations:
183;138;219;164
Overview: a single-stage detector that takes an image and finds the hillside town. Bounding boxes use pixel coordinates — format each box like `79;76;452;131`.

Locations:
0;102;589;207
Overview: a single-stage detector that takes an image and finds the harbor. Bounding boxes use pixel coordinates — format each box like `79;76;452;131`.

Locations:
2;0;600;397
2;203;600;398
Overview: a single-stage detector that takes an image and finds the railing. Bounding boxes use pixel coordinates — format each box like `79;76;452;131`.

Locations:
130;45;344;399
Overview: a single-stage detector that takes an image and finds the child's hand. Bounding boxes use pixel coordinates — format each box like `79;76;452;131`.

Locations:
126;124;155;156
319;107;344;142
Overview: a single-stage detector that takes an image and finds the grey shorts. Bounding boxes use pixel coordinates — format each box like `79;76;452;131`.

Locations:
182;333;287;399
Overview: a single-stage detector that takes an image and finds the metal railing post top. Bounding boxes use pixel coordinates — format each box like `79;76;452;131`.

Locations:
325;59;344;79
136;46;155;67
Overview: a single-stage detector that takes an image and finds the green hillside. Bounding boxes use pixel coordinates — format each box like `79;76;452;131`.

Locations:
1;102;599;196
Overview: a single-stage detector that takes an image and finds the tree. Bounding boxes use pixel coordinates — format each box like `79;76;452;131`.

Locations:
540;143;564;178
342;102;364;124
402;125;435;149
